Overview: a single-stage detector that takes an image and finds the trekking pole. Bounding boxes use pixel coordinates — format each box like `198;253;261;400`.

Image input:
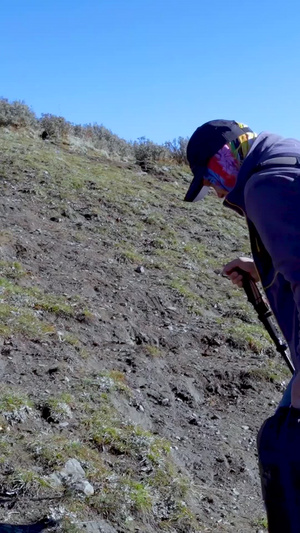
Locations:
234;268;295;375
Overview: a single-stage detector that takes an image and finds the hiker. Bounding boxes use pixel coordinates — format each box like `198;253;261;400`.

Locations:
184;120;300;533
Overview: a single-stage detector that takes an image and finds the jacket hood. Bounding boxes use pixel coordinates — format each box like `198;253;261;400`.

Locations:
223;132;288;216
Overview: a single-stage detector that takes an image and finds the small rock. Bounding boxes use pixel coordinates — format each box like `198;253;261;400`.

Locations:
47;458;95;496
74;478;94;496
4;406;32;425
135;265;145;274
76;312;91;323
48;366;59;376
59;421;69;428
161;398;170;406
48;473;63;488
61;458;85;480
41;402;72;424
189;417;200;426
1;346;11;356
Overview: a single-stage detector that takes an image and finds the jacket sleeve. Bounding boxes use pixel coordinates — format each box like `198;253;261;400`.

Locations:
244;170;300;367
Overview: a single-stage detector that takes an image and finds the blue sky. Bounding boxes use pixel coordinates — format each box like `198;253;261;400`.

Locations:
1;0;300;143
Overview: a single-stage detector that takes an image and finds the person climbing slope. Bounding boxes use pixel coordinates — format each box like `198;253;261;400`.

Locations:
184;119;300;533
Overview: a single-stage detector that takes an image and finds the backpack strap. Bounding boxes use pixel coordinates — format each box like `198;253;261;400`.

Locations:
254;155;300;172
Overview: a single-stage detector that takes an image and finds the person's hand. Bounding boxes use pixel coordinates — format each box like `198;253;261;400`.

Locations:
222;257;259;288
291;372;300;409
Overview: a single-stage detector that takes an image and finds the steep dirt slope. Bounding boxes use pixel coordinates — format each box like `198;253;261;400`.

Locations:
0;128;290;532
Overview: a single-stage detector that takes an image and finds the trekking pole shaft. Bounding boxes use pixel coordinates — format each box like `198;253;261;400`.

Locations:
258;315;295;374
234;268;295;374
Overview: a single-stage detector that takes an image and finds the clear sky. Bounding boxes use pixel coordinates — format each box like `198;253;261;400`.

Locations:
1;0;300;144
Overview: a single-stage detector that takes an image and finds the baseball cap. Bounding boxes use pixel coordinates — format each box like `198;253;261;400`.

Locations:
184;120;253;202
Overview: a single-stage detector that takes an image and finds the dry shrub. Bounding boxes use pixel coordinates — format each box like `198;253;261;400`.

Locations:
40;114;71;140
164;136;189;165
133;137;169;171
72;123;133;159
0;98;37;128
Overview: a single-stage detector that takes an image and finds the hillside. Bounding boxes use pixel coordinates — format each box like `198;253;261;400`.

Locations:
0;125;290;532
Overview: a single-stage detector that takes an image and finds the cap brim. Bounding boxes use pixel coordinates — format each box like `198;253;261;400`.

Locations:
192;186;209;201
184;167;209;202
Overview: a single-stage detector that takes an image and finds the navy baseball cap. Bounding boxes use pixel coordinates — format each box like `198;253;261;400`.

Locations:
184;120;253;202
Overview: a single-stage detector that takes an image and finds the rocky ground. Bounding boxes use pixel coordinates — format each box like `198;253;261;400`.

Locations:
0;127;291;532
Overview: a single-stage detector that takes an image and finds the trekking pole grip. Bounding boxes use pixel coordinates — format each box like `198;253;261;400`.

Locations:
234;267;268;312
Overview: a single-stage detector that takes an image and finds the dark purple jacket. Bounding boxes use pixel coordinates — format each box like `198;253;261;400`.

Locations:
224;132;300;370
